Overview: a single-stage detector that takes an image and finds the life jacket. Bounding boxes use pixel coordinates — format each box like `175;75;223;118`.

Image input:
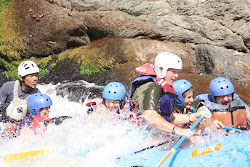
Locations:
128;63;177;124
6;81;37;121
32;116;54;135
86;98;130;120
209;99;246;130
195;94;246;130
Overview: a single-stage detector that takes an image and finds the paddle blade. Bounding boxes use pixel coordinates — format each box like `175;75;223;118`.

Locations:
3;150;45;162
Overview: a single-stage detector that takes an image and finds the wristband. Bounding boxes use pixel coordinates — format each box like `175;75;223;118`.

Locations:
172;126;177;135
188;112;192;123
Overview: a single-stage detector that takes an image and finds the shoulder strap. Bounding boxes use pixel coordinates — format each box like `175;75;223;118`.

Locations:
12;80;19;100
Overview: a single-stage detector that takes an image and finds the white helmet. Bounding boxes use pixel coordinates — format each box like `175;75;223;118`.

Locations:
18;60;40;77
154;52;182;78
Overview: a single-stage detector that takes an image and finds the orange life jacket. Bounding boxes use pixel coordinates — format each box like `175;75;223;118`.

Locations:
208;99;246;129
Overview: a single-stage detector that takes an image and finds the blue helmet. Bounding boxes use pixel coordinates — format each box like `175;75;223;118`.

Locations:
209;77;234;102
103;82;126;108
27;93;53;116
173;79;193;106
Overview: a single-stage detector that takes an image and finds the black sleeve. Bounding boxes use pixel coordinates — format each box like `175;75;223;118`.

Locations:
141;83;162;112
44;116;72;126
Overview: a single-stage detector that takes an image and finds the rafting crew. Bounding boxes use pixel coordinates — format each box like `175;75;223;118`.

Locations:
128;52;210;148
195;77;250;131
86;82;130;121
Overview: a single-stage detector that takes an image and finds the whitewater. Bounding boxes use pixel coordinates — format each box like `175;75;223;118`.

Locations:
0;81;147;167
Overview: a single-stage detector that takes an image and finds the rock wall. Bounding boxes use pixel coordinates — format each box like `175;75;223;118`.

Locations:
0;0;249;103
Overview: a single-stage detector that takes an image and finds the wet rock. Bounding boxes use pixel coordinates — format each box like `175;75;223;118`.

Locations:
55;80;104;103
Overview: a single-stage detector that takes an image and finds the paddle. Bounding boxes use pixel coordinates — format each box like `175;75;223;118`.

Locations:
133;136;181;155
156;116;204;167
3;116;72;163
117;136;181;160
3;150;46;162
223;125;245;133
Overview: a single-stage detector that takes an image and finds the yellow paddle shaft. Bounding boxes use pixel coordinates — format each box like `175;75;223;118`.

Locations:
3;150;45;162
156;148;175;167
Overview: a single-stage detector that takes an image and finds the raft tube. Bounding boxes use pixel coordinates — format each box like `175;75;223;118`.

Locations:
117;133;249;167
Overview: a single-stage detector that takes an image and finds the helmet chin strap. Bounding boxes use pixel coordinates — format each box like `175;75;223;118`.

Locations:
21;76;33;89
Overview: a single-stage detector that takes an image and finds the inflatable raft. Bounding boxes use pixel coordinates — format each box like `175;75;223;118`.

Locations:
117;132;249;167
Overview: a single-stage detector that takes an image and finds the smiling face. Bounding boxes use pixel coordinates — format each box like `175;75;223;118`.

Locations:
164;68;180;86
104;99;121;114
215;94;233;106
40;106;51;120
183;89;194;108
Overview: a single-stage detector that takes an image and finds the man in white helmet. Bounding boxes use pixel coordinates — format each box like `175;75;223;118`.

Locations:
0;60;41;124
128;52;209;147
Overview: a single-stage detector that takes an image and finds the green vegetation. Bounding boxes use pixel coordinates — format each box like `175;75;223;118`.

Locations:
0;0;13;13
0;57;52;80
57;42;118;75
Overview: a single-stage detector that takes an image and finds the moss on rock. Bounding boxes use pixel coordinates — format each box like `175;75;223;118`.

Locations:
0;0;27;60
56;38;130;75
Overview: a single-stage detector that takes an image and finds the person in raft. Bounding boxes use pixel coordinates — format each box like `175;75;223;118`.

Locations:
128;52;210;147
0;60;41;136
0;61;41;123
173;79;197;128
86;82;130;120
19;93;71;138
195;77;250;131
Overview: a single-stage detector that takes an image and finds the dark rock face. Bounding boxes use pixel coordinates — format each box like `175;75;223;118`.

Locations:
3;0;248;86
39;57;114;86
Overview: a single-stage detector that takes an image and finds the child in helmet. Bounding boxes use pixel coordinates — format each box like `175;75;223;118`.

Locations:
18;93;71;140
195;77;250;130
173;79;196;128
19;93;53;136
86;82;129;119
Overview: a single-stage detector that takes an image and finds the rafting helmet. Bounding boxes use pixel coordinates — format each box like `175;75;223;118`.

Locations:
209;77;234;102
154;52;182;78
103;82;127;109
18;60;39;77
27;93;52;116
173;79;193;106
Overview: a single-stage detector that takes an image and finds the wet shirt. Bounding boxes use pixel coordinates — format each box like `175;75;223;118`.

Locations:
0;80;40;111
131;81;162;114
